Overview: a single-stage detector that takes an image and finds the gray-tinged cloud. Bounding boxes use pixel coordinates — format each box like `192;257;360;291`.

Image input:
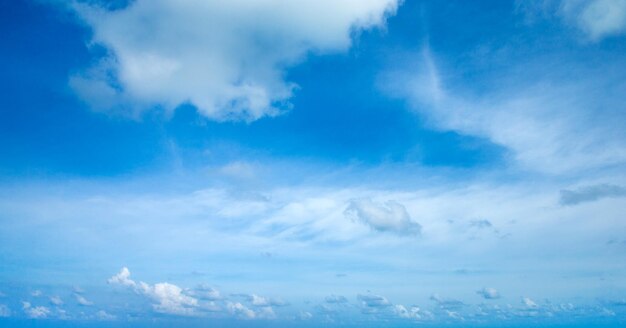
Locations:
469;220;493;229
559;184;626;205
189;285;221;301
69;0;399;121
476;287;500;300
325;295;348;304
430;294;464;310
345;199;421;235
358;294;391;313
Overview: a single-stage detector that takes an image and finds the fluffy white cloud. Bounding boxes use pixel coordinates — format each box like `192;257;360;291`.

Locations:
345;198;421;235
108;267;199;316
75;294;94;306
22;302;51;319
49;296;63;306
70;0;399;121
107;267;136;287
522;297;539;308
394;304;432;320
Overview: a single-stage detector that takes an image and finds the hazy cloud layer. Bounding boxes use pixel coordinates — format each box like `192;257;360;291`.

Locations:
560;184;626;205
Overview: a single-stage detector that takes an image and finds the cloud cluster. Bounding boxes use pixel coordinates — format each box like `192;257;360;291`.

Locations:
70;0;399;121
345;199;421;236
108;267;199;316
22;302;51;319
108;267;281;319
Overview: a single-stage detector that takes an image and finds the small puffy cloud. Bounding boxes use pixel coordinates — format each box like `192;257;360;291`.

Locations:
49;296;63;306
31;290;42;297
0;304;10;317
559;184;626;206
107;267;136;287
22;302;50;319
75;294;94;306
325;295;348;304
69;0;399;121
522;297;539;308
345;199;421;236
476;287;500;300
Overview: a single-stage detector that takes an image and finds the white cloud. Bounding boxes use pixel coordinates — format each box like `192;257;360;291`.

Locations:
227;302;256;319
394;304;432;320
108;267;199;316
70;0;399;121
49;296;63;306
75;294;94;306
31;290;42;297
522;297;539;308
22;302;51;319
107;267;136;287
477;287;500;300
382;47;626;173
0;304;10;318
345;198;421;235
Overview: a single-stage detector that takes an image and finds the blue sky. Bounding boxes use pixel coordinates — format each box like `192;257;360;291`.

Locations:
1;0;626;326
